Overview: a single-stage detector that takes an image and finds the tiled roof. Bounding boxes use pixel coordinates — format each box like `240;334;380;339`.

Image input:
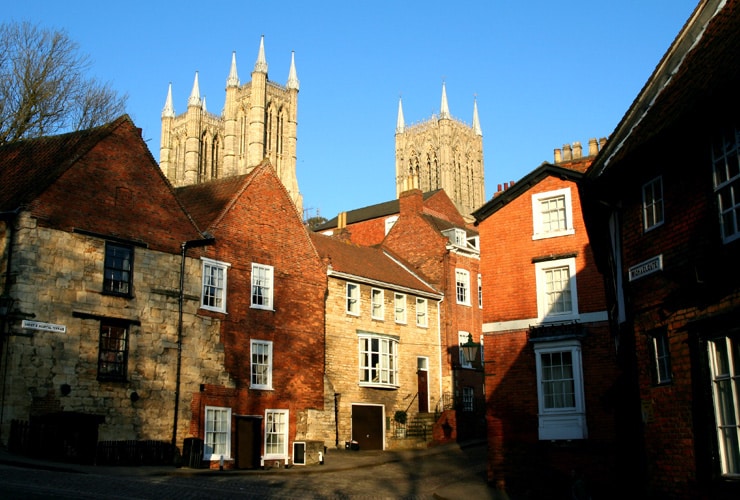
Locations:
310;232;440;296
0;116;130;211
423;214;478;238
176;172;255;232
314;190;443;231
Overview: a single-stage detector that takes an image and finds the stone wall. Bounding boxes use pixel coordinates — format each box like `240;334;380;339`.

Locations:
0;214;226;445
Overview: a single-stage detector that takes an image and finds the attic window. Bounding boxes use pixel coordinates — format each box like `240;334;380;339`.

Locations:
443;228;467;247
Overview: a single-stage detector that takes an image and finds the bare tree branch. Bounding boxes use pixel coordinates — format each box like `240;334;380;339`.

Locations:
0;21;128;145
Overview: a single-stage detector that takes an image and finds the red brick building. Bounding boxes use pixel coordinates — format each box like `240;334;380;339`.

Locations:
473;160;620;498
176;161;327;469
582;1;740;497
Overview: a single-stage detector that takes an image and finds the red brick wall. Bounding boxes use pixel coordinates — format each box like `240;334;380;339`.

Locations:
478;173;619;497
189;165;326;460
33;118;201;254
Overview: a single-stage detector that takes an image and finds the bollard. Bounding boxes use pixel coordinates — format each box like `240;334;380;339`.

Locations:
319;451;324;465
219;455;224;471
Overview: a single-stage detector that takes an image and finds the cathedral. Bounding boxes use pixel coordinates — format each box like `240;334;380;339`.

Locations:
395;84;485;218
159;36;303;214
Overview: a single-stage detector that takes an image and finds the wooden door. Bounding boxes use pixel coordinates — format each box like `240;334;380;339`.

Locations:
351;404;383;450
417;357;429;413
236;416;262;469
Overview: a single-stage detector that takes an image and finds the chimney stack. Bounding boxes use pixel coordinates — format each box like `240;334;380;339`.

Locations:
563;144;572;161
588;138;599;156
399;189;423;215
573;141;582;159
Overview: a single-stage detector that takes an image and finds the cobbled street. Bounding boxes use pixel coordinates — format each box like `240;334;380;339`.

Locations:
0;442;495;499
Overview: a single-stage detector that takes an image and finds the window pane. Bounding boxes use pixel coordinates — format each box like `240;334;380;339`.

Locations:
712;127;740;242
358;336;399;387
456;270;470;305
205;407;230;458
545;267;572;314
104;244;132;295
709;337;740;475
265;411;286;456
540;196;567;233
251;264;273;308
541;350;575;409
202;263;225;309
98;323;128;380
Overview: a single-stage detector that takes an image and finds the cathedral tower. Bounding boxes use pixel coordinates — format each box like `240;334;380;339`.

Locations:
395;83;484;218
160;36;303;214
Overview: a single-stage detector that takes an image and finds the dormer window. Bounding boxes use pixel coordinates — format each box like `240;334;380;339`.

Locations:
443;228;468;247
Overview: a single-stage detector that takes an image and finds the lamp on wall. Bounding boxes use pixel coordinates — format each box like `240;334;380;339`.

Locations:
460;333;480;366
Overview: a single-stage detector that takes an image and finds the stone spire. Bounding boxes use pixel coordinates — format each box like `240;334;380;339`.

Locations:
396;96;405;134
227;51;239;87
472;97;482;136
162;83;175;118
440;82;450;119
254;35;268;74
187;72;201;108
287;51;299;90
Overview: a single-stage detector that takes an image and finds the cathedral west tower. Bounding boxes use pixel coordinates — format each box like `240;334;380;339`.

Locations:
395;83;484;218
160;36;303;214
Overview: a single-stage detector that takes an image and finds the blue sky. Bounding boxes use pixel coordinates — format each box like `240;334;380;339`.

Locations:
6;1;698;220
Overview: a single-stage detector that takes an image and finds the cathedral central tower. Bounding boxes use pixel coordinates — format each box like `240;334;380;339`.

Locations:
395;83;484;218
160;36;302;214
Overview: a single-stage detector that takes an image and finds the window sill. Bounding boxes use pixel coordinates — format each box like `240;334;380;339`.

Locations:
250;305;274;312
532;229;575;241
359;382;399;390
200;305;227;314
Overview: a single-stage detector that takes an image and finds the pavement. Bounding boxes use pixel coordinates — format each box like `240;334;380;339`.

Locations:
0;439;503;499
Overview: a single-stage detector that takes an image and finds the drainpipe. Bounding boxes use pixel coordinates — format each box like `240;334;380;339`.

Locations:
0;209;20;441
172;236;214;462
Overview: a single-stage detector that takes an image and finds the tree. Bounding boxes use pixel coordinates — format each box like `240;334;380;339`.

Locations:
0;21;128;145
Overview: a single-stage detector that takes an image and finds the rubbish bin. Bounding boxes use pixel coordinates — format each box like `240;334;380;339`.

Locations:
182;438;204;468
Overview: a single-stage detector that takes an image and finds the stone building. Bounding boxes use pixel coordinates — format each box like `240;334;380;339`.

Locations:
473;157;619;498
314;189;485;442
0;116;222;463
176;161;326;469
310;232;443;450
159;36;302;215
581;0;740;497
395;84;485;219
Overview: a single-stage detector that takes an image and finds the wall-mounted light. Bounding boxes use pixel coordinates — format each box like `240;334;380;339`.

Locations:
460;333;480;366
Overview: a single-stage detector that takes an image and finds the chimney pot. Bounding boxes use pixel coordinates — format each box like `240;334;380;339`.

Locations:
573;141;582;159
599;137;607;149
563;144;572;161
588;138;599;156
554;148;562;163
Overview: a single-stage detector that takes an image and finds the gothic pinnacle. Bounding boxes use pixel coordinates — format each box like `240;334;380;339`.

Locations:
254;35;268;74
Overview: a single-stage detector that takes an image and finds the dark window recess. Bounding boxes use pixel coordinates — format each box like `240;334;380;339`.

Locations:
98;321;129;381
104;243;133;296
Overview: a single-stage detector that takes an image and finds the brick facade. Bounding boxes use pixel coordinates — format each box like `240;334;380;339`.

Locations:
474;163;620;498
177;162;326;468
581;3;740;497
